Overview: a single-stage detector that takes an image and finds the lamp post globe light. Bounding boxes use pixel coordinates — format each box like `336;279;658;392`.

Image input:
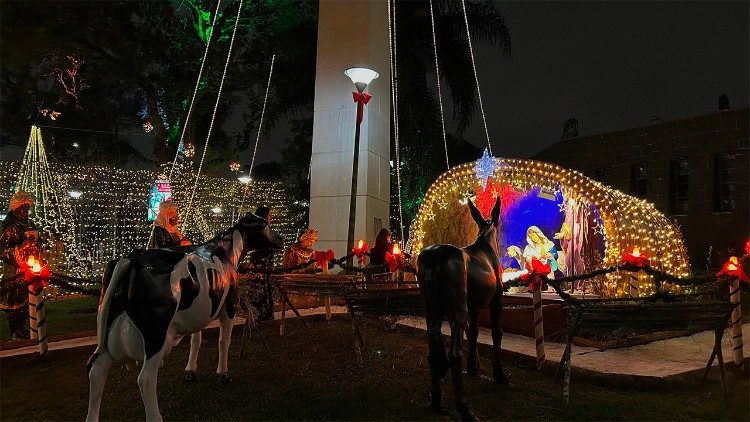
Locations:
344;67;378;266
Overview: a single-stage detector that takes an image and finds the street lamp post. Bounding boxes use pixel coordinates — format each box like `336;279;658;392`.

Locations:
344;67;378;267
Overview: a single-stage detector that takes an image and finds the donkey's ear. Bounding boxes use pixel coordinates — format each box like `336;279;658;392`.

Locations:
467;198;484;226
491;197;501;226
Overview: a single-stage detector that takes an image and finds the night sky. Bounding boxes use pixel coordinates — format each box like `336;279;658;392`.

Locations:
460;0;750;158
2;1;748;165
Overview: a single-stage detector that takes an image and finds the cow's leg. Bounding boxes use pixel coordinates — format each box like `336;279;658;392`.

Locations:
216;309;234;385
184;331;202;382
138;350;165;422
449;317;474;421
427;318;448;413
466;310;481;376
490;295;509;384
85;351;113;422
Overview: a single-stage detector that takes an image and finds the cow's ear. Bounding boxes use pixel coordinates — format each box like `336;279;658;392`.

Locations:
491;197;501;226
467;199;484;226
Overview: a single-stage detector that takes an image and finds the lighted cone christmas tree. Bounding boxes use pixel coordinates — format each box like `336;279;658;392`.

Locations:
17;126;81;275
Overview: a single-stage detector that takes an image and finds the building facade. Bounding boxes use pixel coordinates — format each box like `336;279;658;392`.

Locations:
535;108;749;269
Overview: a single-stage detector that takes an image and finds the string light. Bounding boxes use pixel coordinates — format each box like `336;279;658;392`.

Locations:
0;160;300;279
183;0;245;227
407;156;691;297
427;0;449;170
460;0;492;155
16;126;81;276
387;0;405;242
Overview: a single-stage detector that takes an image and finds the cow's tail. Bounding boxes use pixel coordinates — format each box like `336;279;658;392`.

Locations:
87;258;131;373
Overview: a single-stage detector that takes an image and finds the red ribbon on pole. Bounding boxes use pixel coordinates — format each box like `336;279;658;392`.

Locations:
385;252;404;272
718;256;749;283
352;241;369;259
23;257;50;291
622;249;650;268
352;91;372;124
314;249;335;270
520;258;551;293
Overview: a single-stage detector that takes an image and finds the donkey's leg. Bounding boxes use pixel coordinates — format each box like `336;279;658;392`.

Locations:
466;311;481;376
448;318;474;421
216;309;234;385
85;351;113;422
489;296;509;384
427;318;448;413
184;331;202;382
138;350;165;422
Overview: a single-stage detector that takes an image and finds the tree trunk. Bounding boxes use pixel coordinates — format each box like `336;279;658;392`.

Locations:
144;84;168;164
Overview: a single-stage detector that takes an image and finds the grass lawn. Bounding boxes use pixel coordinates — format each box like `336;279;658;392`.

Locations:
0;295;99;341
1;315;748;421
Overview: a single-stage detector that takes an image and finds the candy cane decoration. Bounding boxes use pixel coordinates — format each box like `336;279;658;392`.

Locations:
629;272;639;298
729;276;744;368
28;283;48;355
532;273;545;369
717;255;747;370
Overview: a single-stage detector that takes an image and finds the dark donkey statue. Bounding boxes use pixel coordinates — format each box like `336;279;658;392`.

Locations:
418;197;507;421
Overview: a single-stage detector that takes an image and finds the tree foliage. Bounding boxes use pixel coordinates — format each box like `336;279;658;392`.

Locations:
0;0;317;169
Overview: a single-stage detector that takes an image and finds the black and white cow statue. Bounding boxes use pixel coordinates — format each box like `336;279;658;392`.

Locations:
85;212;284;421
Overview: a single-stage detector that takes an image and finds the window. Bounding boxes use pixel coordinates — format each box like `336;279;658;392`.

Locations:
595;167;611;186
630;163;648;198
714;154;736;212
668;158;689;215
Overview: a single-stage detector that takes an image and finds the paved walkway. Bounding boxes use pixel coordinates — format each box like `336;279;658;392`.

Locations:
399;317;749;379
0;306;348;358
2;306;747;381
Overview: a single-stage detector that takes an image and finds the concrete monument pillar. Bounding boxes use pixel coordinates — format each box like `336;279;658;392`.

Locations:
309;0;391;256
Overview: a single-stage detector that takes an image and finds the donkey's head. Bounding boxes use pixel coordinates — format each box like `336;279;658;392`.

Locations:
236;212;285;254
467;197;501;255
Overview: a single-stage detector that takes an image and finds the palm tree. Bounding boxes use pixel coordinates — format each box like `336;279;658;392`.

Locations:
393;0;512;230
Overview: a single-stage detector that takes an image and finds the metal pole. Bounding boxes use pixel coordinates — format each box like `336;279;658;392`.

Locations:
346;103;363;268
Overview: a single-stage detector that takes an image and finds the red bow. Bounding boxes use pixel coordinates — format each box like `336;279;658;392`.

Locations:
622;251;650;268
352;241;369;258
23;259;51;291
385;252;405;272
352;91;372;124
314;249;335;270
717;257;749;284
744;240;750;256
520;258;551;293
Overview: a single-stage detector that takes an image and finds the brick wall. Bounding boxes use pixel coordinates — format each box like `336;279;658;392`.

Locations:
535;108;749;269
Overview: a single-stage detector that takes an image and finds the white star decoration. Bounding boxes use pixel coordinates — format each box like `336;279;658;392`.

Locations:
593;223;605;236
558;202;566;213
474;148;495;188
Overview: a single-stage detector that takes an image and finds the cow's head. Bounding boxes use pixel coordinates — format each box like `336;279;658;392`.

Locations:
236;212;285;253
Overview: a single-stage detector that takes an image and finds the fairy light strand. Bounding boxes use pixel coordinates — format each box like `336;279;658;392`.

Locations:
183;0;245;237
428;0;450;170
167;0;223;183
248;54;276;176
387;0;405;243
460;0;492;155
